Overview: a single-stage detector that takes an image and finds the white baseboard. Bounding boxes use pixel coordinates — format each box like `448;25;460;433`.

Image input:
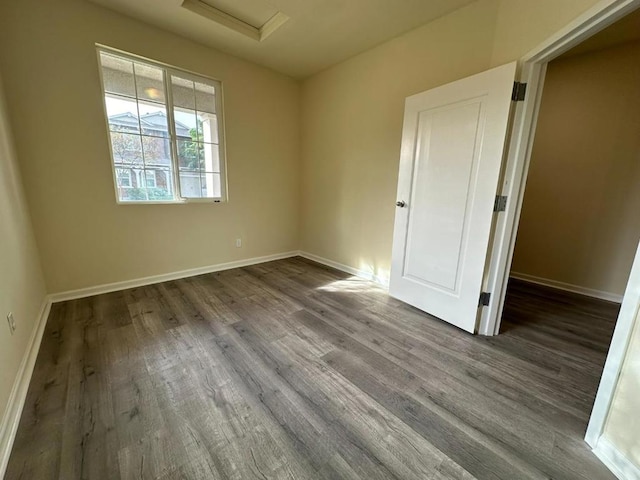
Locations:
49;251;300;303
49;250;392;304
594;437;640;480
510;272;623;303
298;251;389;287
0;296;51;479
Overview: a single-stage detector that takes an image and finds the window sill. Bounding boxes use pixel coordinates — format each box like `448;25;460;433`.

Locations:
116;198;224;205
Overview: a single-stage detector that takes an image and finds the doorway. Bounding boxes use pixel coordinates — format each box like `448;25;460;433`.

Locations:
483;0;640;475
502;30;640;470
504;12;640;352
507;22;640;310
501;17;640;437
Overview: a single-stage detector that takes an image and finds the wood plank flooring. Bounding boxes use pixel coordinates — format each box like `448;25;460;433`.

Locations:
5;258;619;479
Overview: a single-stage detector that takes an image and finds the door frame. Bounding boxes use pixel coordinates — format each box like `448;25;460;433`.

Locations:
478;0;640;451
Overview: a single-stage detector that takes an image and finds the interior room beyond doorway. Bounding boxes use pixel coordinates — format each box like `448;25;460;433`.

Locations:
504;9;640;450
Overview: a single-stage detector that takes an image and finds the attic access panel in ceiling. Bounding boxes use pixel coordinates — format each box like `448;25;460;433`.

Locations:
200;0;276;28
182;0;289;42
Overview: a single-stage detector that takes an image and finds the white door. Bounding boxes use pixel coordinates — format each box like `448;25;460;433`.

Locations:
390;62;517;333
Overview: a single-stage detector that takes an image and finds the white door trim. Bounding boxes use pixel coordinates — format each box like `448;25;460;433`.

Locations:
477;0;640;456
477;59;548;336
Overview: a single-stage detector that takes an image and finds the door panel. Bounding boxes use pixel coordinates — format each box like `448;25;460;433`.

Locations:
405;99;484;292
390;62;516;333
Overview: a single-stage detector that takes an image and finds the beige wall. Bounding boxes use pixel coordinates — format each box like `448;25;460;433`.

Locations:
299;0;602;281
300;0;500;280
0;74;47;442
511;41;640;296
0;0;301;293
489;0;603;66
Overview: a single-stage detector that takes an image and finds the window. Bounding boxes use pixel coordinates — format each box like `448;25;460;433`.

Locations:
98;47;226;203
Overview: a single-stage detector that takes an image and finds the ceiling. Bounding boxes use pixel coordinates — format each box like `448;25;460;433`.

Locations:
560;7;640;58
87;0;476;78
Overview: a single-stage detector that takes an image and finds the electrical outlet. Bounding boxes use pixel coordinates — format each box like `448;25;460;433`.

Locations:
235;238;242;248
7;312;16;335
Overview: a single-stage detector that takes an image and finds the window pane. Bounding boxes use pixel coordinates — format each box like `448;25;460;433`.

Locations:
142;156;173;201
142;136;171;167
100;53;135;97
178;139;203;199
173;106;199;141
116;168;132;188
171;76;195;110
117;169;147;201
120;187;148;202
134;63;165;104
179;171;202;198
174;107;218;143
202;142;220;173
144;170;157;188
195;81;216;114
142;170;172;201
175;141;219;199
153;168;172;192
201;172;221;198
199;113;218;144
106;96;140;133
176;138;200;169
109;132;143;167
138;101;168;138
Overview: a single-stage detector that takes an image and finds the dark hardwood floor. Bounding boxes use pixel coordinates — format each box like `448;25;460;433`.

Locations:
5;258;619;479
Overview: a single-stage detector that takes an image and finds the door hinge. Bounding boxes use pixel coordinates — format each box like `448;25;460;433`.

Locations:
512;82;527;102
479;292;491;307
494;195;507;212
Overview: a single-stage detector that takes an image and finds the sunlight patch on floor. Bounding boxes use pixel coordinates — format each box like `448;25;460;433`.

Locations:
316;276;383;294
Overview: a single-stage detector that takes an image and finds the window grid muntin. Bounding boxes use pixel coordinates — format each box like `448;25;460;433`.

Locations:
132;63;151;201
163;65;186;201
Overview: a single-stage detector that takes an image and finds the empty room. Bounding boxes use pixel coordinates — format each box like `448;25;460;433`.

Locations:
1;0;639;479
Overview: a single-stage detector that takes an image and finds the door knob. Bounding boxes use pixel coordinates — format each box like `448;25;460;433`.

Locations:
396;200;406;208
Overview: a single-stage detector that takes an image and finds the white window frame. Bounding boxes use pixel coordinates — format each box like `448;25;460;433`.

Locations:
96;45;228;205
